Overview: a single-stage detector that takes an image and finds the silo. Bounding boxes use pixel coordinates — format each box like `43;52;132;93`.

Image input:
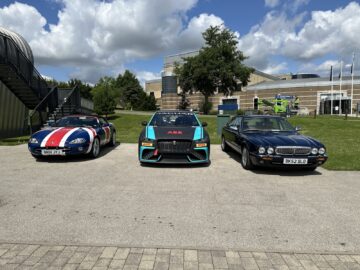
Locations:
162;72;177;94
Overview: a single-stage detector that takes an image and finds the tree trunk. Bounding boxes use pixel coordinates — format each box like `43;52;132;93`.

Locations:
204;95;209;115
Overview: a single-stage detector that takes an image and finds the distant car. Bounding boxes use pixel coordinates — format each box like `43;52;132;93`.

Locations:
221;115;327;170
138;110;210;164
28;115;116;159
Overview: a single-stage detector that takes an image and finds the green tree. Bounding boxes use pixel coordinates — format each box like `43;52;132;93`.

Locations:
92;77;118;117
116;70;156;111
44;78;94;100
68;78;93;100
178;91;190;110
175;25;254;114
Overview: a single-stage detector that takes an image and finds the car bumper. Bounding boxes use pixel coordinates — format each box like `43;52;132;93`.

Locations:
250;154;328;168
139;145;209;164
28;143;91;156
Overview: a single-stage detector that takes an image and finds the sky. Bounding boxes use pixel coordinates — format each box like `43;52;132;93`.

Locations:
0;0;359;85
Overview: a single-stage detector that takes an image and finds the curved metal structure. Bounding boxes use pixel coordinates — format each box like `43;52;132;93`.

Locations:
0;27;34;63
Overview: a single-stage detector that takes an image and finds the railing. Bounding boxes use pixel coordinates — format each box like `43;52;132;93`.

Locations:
0;31;49;101
28;86;58;134
54;85;80;121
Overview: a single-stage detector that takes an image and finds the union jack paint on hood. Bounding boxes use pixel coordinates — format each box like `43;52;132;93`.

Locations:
32;127;97;149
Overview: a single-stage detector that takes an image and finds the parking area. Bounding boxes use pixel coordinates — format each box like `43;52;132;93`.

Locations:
0;144;360;254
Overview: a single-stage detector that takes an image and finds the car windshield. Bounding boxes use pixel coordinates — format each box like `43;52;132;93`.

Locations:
55;116;99;127
149;112;200;127
242;117;295;132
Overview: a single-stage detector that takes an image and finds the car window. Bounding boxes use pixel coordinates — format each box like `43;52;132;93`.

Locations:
99;118;107;126
229;117;240;127
56;116;99;127
149;112;200;127
242;117;295;131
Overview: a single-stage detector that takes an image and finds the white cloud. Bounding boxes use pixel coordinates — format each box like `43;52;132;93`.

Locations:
283;2;360;60
0;2;46;41
265;0;280;8
262;62;288;74
238;10;306;71
0;0;223;83
136;71;161;87
238;2;360;75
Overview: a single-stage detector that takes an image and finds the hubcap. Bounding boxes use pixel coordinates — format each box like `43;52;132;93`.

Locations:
242;148;248;166
93;139;99;156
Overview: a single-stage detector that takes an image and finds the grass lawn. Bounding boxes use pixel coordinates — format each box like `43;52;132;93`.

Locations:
0;135;29;146
1;113;359;170
288;116;360;171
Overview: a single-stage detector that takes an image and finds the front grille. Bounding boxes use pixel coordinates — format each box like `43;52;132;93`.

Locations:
158;140;192;153
275;146;311;155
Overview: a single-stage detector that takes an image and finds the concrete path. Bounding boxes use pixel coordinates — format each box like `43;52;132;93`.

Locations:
0;144;360;255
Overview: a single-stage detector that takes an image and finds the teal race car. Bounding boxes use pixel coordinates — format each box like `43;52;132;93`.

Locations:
138;110;210;164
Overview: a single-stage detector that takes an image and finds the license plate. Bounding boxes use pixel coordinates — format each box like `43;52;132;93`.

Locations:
283;158;308;165
41;149;65;156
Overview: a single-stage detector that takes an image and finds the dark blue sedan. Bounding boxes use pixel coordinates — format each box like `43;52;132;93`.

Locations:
221;115;328;170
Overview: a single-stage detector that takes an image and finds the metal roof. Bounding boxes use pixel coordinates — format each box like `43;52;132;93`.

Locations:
246;76;360;91
0;27;34;63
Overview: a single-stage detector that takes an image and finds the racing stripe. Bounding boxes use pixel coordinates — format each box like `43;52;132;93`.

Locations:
103;126;111;144
83;127;97;153
40;128;64;147
59;128;80;147
45;128;75;147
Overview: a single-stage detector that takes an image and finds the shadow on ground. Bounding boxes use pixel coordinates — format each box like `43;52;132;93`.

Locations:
225;150;322;176
33;143;120;163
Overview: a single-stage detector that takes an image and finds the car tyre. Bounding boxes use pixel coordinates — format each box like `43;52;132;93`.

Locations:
241;146;254;170
108;131;116;146
221;136;230;152
89;137;100;158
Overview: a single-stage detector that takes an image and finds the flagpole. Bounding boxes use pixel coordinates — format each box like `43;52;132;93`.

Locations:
351;53;355;115
331;65;333;115
339;60;343;115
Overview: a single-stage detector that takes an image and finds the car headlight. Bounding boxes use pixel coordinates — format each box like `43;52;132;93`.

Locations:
142;141;154;147
70;138;86;144
267;147;274;155
195;143;207;148
29;138;38;144
258;147;266;154
311;148;318;155
318;147;326;155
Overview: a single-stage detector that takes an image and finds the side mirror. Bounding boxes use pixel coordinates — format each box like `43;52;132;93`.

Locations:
295;126;301;131
202;122;208;127
141;121;148;126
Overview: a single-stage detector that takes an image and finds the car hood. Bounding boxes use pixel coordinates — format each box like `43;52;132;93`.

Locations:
31;127;96;147
147;126;203;141
244;131;323;148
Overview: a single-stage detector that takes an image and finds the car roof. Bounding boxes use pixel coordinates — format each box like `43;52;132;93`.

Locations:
239;115;282;118
154;110;195;114
62;114;99;118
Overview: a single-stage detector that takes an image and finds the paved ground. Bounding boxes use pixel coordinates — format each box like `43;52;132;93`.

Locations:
1;144;360;257
1;243;360;270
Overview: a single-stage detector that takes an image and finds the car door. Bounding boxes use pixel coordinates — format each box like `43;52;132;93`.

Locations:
223;117;242;152
98;117;111;145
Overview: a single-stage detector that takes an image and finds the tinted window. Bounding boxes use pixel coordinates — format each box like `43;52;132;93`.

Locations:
149;112;200;127
229;117;241;127
242;117;295;131
56;116;99;127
